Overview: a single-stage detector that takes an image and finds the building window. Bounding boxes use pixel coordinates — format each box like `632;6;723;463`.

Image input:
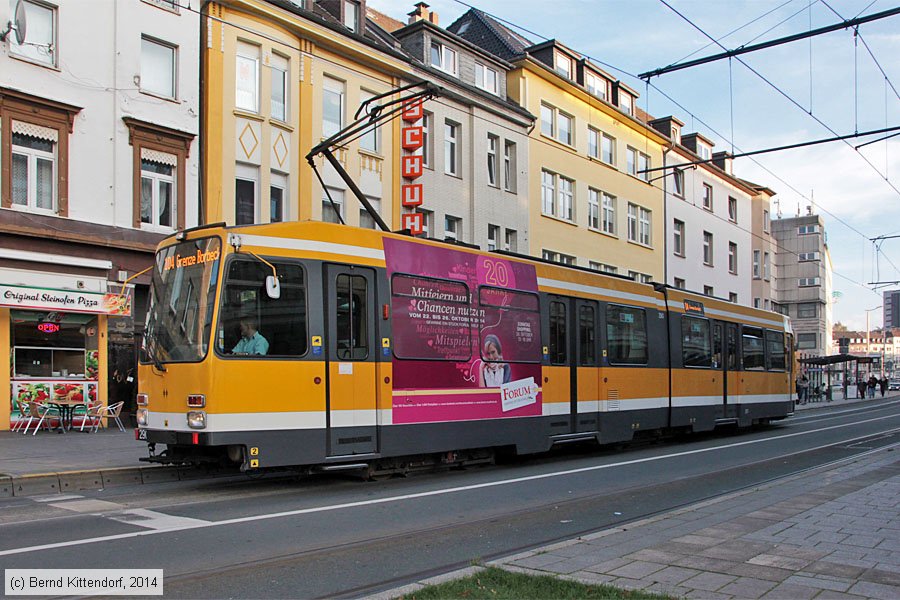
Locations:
797;333;817;350
728;196;737;222
475;63;498;94
703;285;714;296
343;0;359;31
637;152;650;182
728;242;738;274
10;0;56;67
487;224;499;251
544;250;574;266
588;127;599;159
763;251;771;280
11;132;55;212
359;196;380;229
444;121;459;176
619;93;634;115
627;203;637;242
419;209;433;237
588;188;600;230
673;169;684;197
322;76;345;138
555;52;572;78
487;134;498;187
797;303;818;319
585;72;607;100
235;164;258;225
540;103;573;145
639;207;651;246
753;298;761;308
420;111;432;167
589;261;601;271
729;292;738;303
270;171;287;223
236;42;260;112
602;133;615;165
322;186;344;223
141;36;176;99
674;277;685;289
697;144;711;160
702;183;713;210
798;224;820;234
504;228;517;252
503;141;516;192
799;252;820;261
541;169;555;216
270;53;289;121
559;176;574;221
753;250;761;278
673;219;685;256
601;192;616;235
601;264;618;274
444;215;461;241
703;231;713;265
430;41;457;75
763;209;770;233
799;277;821;287
359;91;379;152
140;158;175;228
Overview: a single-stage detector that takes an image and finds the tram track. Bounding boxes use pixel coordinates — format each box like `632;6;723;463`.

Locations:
153;422;900;598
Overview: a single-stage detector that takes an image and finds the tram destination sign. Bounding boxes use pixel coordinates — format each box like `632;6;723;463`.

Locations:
0;284;132;316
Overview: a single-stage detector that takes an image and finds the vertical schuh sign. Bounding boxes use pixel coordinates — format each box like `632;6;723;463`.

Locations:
400;99;425;234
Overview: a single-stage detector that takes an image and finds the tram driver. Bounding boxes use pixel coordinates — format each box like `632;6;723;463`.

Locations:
231;316;269;355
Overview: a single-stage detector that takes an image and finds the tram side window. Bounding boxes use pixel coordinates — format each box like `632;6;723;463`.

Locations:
682;316;711;368
766;330;786;370
479;287;541;364
606;304;648;365
391;274;471;361
218;259;307;357
548;300;567;365
742;326;765;370
579;305;596;366
336;274;368;360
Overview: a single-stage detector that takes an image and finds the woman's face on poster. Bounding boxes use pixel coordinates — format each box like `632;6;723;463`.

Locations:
485;341;501;361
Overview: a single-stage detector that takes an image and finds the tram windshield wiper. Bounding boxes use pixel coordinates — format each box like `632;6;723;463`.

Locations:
142;330;167;373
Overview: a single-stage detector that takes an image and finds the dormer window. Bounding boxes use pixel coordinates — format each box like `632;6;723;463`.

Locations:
475;63;498;94
697;144;711;160
431;41;458;75
619;93;634;115
670;125;681;144
555;52;572;79
585;73;608;101
343;1;359;32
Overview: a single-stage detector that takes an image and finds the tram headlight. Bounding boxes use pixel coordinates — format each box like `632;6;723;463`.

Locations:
136;408;149;426
137;393;148;406
187;411;206;429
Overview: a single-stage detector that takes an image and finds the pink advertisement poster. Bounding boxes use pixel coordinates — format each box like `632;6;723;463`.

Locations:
384;238;543;424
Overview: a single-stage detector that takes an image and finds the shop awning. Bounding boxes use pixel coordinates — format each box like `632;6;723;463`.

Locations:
798;354;874;366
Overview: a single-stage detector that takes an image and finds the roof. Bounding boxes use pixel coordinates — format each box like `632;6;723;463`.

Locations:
799;354;874;365
447;8;533;62
366;6;404;33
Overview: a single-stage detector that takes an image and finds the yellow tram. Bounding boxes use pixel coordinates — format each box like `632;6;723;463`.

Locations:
137;221;794;472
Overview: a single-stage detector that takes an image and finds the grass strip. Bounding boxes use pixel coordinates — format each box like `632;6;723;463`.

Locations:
396;566;674;599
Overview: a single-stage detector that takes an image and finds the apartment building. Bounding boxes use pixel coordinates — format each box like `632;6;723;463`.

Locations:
744;182;778;311
772;213;834;357
0;0;200;429
448;8;666;279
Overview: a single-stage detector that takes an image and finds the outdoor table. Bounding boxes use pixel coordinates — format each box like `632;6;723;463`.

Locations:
48;400;87;431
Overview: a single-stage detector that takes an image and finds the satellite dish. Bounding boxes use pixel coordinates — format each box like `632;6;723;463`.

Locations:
1;0;27;45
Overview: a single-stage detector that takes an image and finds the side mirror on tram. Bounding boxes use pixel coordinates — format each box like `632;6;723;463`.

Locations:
265;275;281;300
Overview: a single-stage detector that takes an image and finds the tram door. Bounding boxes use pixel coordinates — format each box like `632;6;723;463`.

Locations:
325;264;378;457
724;323;740;419
547;296;575;433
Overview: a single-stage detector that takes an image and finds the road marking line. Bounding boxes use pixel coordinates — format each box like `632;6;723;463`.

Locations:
1;411;898;557
48;499;124;513
107;508;210;530
31;494;83;503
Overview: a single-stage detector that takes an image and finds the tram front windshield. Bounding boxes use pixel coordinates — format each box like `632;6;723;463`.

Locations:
143;237;221;363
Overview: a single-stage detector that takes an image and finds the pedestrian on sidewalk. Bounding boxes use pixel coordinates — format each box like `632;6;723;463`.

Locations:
796;373;809;404
880;376;888;397
868;375;877;399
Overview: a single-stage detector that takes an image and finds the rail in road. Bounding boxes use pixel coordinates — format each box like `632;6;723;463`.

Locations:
1;399;899;598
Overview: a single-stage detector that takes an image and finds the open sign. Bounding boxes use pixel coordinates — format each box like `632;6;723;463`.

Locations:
37;322;60;334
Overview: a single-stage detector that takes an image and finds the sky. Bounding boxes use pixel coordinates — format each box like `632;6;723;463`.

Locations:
368;0;900;332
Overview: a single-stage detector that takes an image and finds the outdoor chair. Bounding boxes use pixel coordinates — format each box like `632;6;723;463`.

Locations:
105;401;127;432
11;400;31;433
23;402;63;436
80;402;105;432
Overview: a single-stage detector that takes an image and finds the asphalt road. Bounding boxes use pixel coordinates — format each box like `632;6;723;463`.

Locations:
2;398;899;598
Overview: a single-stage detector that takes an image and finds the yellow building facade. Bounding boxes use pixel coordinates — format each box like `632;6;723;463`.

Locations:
202;1;412;228
507;50;667;280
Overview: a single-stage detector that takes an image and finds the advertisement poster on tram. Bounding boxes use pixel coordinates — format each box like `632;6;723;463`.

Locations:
383;238;542;424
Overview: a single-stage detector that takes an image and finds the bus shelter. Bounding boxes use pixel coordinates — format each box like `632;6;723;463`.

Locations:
798;354;876;400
